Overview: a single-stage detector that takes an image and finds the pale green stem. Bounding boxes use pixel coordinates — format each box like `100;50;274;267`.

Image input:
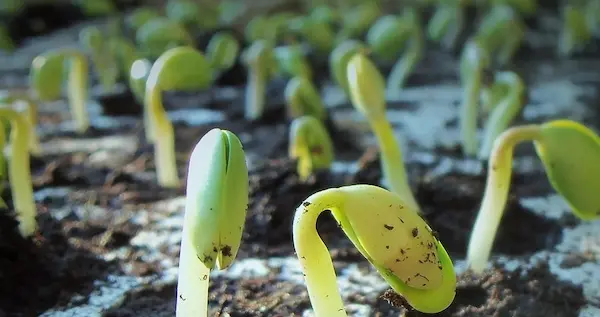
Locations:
293;188;347;317
387;30;423;91
244;66;266;120
369;117;421;213
467;125;541;273
153;111;179;188
67;53;90;133
144;86;160;143
176;221;210;317
460;66;482;156
22;99;41;155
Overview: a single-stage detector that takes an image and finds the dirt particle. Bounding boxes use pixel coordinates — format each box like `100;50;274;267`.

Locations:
384;224;394;230
302;201;311;207
220;245;232;257
411;228;419;237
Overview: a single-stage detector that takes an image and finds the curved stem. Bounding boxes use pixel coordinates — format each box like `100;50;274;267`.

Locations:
467;124;541;273
370;118;420;213
176;221;210;317
67;53;90;133
244;67;266;120
293;188;347;317
153;112;179;188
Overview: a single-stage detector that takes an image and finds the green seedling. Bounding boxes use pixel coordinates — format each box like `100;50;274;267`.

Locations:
75;0;116;16
367;15;408;62
289;116;334;181
145;47;213;187
30;49;90;133
468;120;600;273
491;0;537;15
558;4;592;57
0;25;14;52
0;91;41;155
284;76;326;121
245;16;277;44
478;71;526;159
79;26;119;92
242;40;277;121
274;45;312;80
330;39;364;99
427;3;465;50
474;5;524;66
294;184;456;315
109;37;140;82
287;17;335;54
347;53;421;213
339;2;381;39
176;128;248;317
310;5;340;24
0;108;35;237
126;7;162;31
129;58;152;104
459;39;490;156
269;12;298;42
136;18;195;59
166;0;219;31
205;31;240;73
386;9;425;91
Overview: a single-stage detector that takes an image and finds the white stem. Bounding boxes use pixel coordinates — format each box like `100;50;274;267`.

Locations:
67;54;90;133
176;222;210;317
245;68;266;121
154;114;179;188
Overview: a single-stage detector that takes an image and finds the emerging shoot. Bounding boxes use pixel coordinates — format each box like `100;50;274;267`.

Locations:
468;120;600;273
274;44;313;80
79;26;118;92
284;76;326;121
427;2;465;50
558;4;592;57
289;116;334;181
474;5;524;66
205;31;240;73
294;185;456;315
136;18;195;59
330;40;364;99
242;40;276;121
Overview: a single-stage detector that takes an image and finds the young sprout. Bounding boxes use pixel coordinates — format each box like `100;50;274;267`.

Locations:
367;15;408;62
0;25;14;52
427;2;465;50
287;17;335;54
242;40;276;121
108;37;140;81
339;2;381;40
30;49;90;133
0;92;41;155
467;120;600;273
330;40;365;99
558;4;592;57
294;185;456;315
289;116;334;181
79;26;118;92
274;44;312;80
474;5;524;66
166;0;218;31
145;46;213;187
136;18;195;59
205;31;240;73
386;8;425;91
347;52;421;213
284;76;326;121
459;39;490;156
125;7;161;31
0;108;35;237
245;16;277;44
478;71;526;159
176;128;249;317
129;58;152;104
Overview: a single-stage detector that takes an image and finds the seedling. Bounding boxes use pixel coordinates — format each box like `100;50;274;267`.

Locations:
467;120;600;273
386;9;425;91
459;39;490;156
294;185;456;315
287;17;335;54
289;116;334;181
245;16;277;44
427;2;465;50
274;44;312;80
145;47;213;187
136;18;195;59
0;108;35;237
30;49;90;133
347;52;421;213
176;128;248;317
558;4;591;57
478;71;526;159
126;7;161;31
0;91;41;155
242;40;277;121
108;37;140;81
330;40;364;99
205;31;240;73
339;2;381;40
166;0;218;31
284;76;326;120
367;15;409;62
79;26;118;92
129;58;152;104
310;5;340;24
474;5;524;66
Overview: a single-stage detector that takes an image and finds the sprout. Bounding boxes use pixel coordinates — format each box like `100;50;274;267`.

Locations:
0;25;14;52
294;185;456;315
274;45;312;79
166;0;219;31
386;8;425;91
459;39;490;156
478;71;526;159
108;37;140;81
289;116;334;181
269;12;297;42
205;31;240;73
129;58;152;104
558;4;591;57
126;7;161;31
30;49;90;133
309;5;340;25
427;3;464;50
75;0;115;16
79;26;119;92
330;40;364;99
287;17;335;54
339;2;381;39
0;108;35;237
242;40;276;121
136;18;195;59
347;53;421;213
145;46;213;187
245;16;277;44
284;76;326;121
0;92;41;155
176;128;249;317
467;120;600;273
474;5;524;66
366;15;407;62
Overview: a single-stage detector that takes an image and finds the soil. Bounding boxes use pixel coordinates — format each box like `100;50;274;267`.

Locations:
0;3;595;317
